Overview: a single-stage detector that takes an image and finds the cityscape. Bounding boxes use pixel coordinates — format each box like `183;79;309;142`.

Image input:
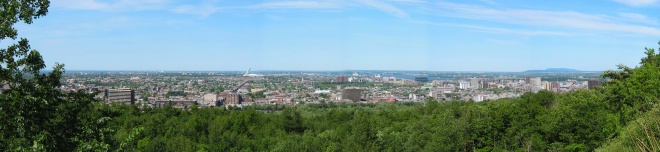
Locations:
60;68;604;109
3;0;660;151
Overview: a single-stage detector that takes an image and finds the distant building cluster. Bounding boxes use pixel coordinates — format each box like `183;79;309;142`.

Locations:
58;70;604;108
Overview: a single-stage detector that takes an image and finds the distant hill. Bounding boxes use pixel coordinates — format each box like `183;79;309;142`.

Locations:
524;68;582;72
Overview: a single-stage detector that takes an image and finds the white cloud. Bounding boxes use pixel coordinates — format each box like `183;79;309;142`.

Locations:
55;0;169;11
434;2;660;36
253;1;342;9
171;5;219;17
358;0;409;18
612;0;659;7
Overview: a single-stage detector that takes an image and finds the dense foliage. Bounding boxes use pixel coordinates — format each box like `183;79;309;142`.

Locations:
0;0;106;151
89;90;616;151
598;103;660;151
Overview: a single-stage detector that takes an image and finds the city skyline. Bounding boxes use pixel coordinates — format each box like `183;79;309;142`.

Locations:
60;68;604;73
14;0;660;71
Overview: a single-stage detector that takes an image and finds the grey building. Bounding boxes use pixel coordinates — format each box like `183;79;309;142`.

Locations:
104;88;135;105
225;93;243;105
336;76;349;83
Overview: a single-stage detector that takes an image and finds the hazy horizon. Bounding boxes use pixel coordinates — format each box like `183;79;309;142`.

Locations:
58;68;606;73
15;0;660;71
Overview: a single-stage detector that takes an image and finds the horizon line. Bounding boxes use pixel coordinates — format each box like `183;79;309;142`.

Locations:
51;69;608;73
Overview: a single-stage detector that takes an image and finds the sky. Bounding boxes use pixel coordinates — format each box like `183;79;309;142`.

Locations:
12;0;660;71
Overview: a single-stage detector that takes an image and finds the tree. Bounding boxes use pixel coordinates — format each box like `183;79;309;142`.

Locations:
0;0;103;151
348;110;380;151
282;109;305;133
602;41;660;123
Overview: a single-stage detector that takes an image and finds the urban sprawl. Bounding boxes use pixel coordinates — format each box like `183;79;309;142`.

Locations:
58;70;604;109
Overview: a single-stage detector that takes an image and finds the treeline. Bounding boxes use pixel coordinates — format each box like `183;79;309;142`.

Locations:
90;89;614;151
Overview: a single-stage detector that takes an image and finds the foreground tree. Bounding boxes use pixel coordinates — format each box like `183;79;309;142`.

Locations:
602;41;660;124
0;0;104;151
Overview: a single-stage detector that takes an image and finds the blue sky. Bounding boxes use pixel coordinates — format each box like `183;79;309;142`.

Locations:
14;0;660;71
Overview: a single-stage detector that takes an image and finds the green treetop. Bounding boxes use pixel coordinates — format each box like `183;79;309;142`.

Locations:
0;1;105;151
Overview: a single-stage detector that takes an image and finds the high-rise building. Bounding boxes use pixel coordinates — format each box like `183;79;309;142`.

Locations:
459;81;471;89
543;81;552;91
335;76;349;83
225;93;243;105
480;80;489;89
470;78;480;89
530;77;542;86
551;82;560;89
104;88;135;105
342;89;363;102
525;76;531;84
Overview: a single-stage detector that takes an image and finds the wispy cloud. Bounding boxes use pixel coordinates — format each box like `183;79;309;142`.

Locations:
618;12;659;25
57;0;106;10
612;0;659;7
433;2;660;36
55;0;169;11
251;0;412;18
479;0;498;5
388;0;426;3
171;5;219;17
57;0;222;17
619;12;649;20
458;24;568;36
358;0;409;18
253;1;342;9
418;21;568;36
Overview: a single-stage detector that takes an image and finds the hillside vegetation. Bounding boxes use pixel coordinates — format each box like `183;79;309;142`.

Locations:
597;103;660;151
2;0;660;150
